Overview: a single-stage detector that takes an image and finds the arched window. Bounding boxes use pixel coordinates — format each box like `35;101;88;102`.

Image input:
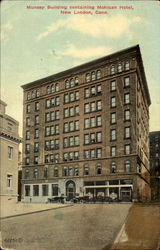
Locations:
36;89;40;97
96;163;102;175
91;71;96;81
125;61;130;70
117;63;122;73
46;86;50;94
33;169;38;179
65;80;70;89
27;92;30;100
86;73;91;83
125;160;131;173
84;164;89;175
51;84;55;93
70;78;74;88
111;65;115;75
31;91;36;99
75;77;79;85
96;70;101;79
111;162;116;173
55;83;59;92
54;167;59;177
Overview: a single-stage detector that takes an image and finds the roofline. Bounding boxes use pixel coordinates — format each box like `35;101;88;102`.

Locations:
21;44;151;105
21;45;139;89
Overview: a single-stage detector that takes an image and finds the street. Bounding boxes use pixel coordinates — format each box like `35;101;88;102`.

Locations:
1;203;131;250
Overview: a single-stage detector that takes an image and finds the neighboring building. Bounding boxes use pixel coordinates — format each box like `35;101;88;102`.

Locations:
149;131;160;201
0;100;21;205
21;45;151;203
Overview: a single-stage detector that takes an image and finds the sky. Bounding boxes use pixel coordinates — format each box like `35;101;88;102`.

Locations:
1;1;160;137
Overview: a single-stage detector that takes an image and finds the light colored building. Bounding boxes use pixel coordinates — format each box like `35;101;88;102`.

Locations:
0;100;21;205
21;45;151;203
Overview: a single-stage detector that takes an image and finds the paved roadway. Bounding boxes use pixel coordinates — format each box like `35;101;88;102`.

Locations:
1;203;131;250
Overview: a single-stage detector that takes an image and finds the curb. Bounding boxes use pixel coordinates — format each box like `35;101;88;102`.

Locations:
0;204;74;220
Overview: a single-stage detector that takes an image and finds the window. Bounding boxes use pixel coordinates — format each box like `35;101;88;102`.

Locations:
33;185;39;196
70;78;74;88
91;102;96;112
97;116;102;126
125;160;131;172
86;73;91;82
34;156;38;164
35;102;39;111
61;169;67;180
35;115;39;125
34;142;39;152
97;148;102;158
111;112;116;124
111;129;116;141
111;97;116;108
111;146;116;156
42;185;48;196
111;162;116;173
25;185;30;196
33;168;38;178
52;184;58;196
96;70;101;79
35;129;39;139
75;77;79;85
96;164;102;175
26;104;31;113
27;92;31;100
36;89;40;97
46;86;50;94
124;110;130;121
65;80;70;89
84;118;89;129
84;164;89;175
84;103;90;113
125;61;130;70
124;93;130;104
118;63;122;73
124;77;130;87
25;157;30;165
25;169;29;179
8;146;13;159
110;80;116;91
97;132;102;143
55;83;59;92
54;167;59;177
84;150;90;159
91;117;96;127
91;71;96;81
97;100;102;110
46;99;50;108
7;174;12;188
44;168;48;178
111;65;115;75
91;86;96;96
125;144;131;155
26;117;30;127
69;167;73;176
84;134;89;145
75;166;79;176
124;127;131;139
31;91;36;99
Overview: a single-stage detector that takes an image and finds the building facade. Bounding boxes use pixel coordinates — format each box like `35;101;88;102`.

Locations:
149;131;160;201
0;100;21;205
21;45;151;203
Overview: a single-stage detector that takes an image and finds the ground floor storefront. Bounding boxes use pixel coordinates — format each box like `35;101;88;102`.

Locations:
22;177;138;203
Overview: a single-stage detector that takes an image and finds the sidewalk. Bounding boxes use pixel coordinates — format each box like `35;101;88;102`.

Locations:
0;202;73;219
110;203;160;250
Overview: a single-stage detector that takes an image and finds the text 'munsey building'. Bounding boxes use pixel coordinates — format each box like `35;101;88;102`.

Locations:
21;45;151;202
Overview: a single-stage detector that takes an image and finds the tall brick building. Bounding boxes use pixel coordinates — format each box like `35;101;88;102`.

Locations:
149;131;160;200
21;45;151;202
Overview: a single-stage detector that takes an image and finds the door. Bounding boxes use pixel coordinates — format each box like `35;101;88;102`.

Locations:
66;181;76;201
121;188;132;201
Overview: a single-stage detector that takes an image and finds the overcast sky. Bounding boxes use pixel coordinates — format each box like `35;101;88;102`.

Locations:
1;1;160;136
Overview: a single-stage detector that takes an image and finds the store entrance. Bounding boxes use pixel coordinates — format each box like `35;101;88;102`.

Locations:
66;181;76;201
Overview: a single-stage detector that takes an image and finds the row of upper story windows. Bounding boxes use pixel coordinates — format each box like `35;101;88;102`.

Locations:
26;76;131;113
26;60;130;100
24;143;132;165
24;160;132;181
